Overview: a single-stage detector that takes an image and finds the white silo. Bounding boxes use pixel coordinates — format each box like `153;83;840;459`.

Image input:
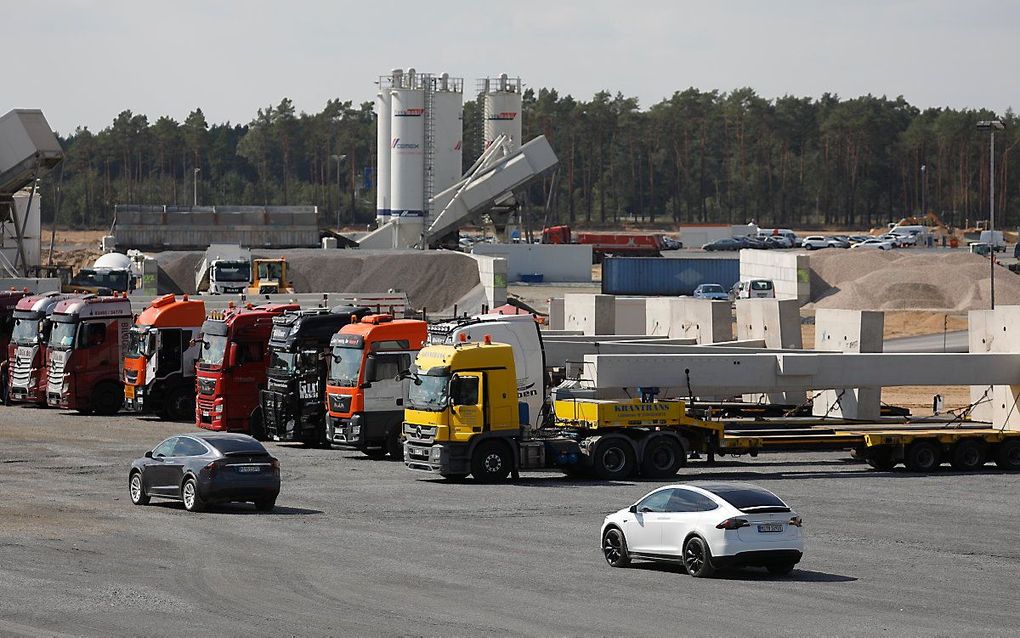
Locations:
389;69;425;217
482;74;523;152
374;69;399;226
432;73;464;195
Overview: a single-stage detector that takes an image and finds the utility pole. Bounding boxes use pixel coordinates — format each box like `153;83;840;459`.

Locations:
977;120;1004;309
193;167;201;207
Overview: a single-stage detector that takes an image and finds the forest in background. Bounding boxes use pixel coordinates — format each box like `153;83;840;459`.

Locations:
38;87;1019;231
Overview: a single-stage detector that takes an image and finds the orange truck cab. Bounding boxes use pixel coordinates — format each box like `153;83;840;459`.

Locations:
194;303;299;433
325;315;427;457
8;292;81;404
45;294;134;415
0;289;31;404
122;294;206;421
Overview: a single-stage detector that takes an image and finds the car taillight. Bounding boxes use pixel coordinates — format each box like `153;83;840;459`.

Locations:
270;458;280;473
203;461;218;479
788;516;803;527
716;517;750;530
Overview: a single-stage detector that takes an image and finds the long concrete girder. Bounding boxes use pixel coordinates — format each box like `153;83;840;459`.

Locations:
544;340;811;371
583;352;1020;395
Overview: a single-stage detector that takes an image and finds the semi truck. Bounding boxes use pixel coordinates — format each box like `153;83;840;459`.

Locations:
403;341;1020;481
325;315;428;457
0;289;30;403
195;244;252;294
256;305;371;445
7;292;79;404
122;294;206;421
45;294;134;415
541;225;670;262
194;302;299;433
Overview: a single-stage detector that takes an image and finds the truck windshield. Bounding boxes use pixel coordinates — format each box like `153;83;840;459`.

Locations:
270;350;298;372
329;346;363;387
407;373;449;411
213;263;251;282
127;327;156;358
258;262;283;281
11;318;41;345
73;269;130;292
200;335;228;366
50;321;78;349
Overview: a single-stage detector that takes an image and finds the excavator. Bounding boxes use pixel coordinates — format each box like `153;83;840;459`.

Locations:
247;258;294;295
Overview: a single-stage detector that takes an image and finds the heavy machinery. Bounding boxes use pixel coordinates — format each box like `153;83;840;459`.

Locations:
122;294;206;421
0;289;30;403
45;294;133;415
7;292;79;404
325;315;428;457
247;258;293;295
194;302;299;433
195;244;252;294
256;305;370;445
67;252;137;294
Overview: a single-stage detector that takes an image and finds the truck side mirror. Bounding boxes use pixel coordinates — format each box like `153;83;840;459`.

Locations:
364;356;376;383
227;343;239;368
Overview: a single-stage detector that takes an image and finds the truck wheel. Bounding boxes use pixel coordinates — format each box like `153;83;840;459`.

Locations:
904;440;941;472
162;387;195;422
994;440;1020;470
470;440;512;483
865;446;897;471
950;439;987;471
92;382;122;416
640;437;685;479
249;409;267;441
386;430;403;460
363;447;388;459
592;438;636;480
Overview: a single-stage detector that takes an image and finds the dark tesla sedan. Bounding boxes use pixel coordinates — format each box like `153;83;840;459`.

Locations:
129;433;280;512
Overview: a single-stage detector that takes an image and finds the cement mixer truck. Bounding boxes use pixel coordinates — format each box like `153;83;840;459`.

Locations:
69;252;138;295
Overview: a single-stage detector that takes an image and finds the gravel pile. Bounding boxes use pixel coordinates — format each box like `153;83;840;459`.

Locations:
807;250;1020;311
153;249;480;310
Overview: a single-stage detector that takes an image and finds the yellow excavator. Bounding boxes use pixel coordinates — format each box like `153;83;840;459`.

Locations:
247;258;294;295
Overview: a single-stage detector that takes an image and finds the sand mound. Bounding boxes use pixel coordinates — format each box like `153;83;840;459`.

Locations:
806;250;1020;312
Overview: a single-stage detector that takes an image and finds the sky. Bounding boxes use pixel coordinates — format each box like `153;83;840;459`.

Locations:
8;0;1019;134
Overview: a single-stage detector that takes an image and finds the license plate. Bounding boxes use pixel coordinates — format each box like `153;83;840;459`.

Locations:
124;385;135;399
758;523;783;533
236;466;261;473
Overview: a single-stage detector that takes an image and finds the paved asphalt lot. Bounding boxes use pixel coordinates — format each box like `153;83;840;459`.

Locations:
2;406;1018;637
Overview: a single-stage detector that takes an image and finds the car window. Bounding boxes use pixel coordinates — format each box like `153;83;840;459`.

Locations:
173;437;208;457
636;489;672;513
152;438;177;458
665;488;719;513
697;484;790;512
203;437;268;455
751;280;773;291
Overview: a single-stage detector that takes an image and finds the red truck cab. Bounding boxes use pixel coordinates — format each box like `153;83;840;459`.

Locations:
195;303;299;433
45;294;134;415
8;292;81;404
0;289;30;404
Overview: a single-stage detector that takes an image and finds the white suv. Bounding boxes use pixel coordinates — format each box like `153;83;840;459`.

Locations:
601;482;804;577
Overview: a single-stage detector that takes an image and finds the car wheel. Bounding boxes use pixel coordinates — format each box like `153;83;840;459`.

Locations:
994;439;1020;470
470;440;513;483
129;471;149;505
640;437;685;479
602;527;631;568
904;440;941;472
162;386;194;422
92;382;122;416
591;438;636;480
181;477;205;512
254;497;276;512
683;536;716;578
766;562;796;576
950;439;987;471
865;446;896;471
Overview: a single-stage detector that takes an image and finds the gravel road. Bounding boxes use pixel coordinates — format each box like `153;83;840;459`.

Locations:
2;405;1017;637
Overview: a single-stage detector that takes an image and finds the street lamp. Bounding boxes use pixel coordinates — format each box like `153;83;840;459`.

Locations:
330;154;347;228
977;120;1004;309
193;167;201;207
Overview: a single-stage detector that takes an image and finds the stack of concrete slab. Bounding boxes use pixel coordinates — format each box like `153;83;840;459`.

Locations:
739;250;810;303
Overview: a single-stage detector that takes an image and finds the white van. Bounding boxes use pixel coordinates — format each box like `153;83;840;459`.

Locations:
757;228;800;247
979;230;1006;252
730;279;776;300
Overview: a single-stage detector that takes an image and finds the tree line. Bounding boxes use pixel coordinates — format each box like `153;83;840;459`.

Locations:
40;88;1019;231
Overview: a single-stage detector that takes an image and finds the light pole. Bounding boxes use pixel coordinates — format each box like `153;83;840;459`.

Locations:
193;167;201;207
330;154;347;229
977;120;1004;308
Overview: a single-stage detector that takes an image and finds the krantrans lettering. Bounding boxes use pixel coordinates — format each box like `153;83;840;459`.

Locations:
612;404;670;413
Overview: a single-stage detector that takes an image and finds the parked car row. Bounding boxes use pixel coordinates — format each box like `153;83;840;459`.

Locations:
693;280;776;300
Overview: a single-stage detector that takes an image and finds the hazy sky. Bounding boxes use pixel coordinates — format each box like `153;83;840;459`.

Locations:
8;0;1018;134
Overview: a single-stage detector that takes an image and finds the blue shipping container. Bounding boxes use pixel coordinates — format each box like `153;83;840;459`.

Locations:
601;257;740;296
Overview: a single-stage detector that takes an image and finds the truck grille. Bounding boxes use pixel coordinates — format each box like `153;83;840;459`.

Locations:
47;350;67;393
328;393;352;413
197;377;216;395
10;346;35;388
403;423;437;445
124;369;139;384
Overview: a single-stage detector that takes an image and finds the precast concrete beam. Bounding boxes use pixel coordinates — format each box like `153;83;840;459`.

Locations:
969;306;1020;430
564;293;615;335
644;297;732;343
812;309;884;420
735;297;803;403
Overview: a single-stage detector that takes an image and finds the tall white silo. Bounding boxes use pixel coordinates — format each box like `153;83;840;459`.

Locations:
432;73;464;195
482;74;523;152
374;70;398;226
389;69;425;217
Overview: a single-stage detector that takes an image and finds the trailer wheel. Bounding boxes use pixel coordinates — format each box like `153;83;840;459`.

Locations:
161;386;194;422
950;439;987;471
92;382;122;416
904;440;941;472
994;440;1020;470
865;447;896;471
470;440;512;483
592;438;636;480
640;437;685;479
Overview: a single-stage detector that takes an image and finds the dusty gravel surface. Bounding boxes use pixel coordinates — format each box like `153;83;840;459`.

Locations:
2;406;1018;637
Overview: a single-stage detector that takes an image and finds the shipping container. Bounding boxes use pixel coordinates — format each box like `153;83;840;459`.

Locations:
601;256;739;296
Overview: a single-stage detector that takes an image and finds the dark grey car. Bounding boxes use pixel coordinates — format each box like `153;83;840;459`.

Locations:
129;433;280;512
